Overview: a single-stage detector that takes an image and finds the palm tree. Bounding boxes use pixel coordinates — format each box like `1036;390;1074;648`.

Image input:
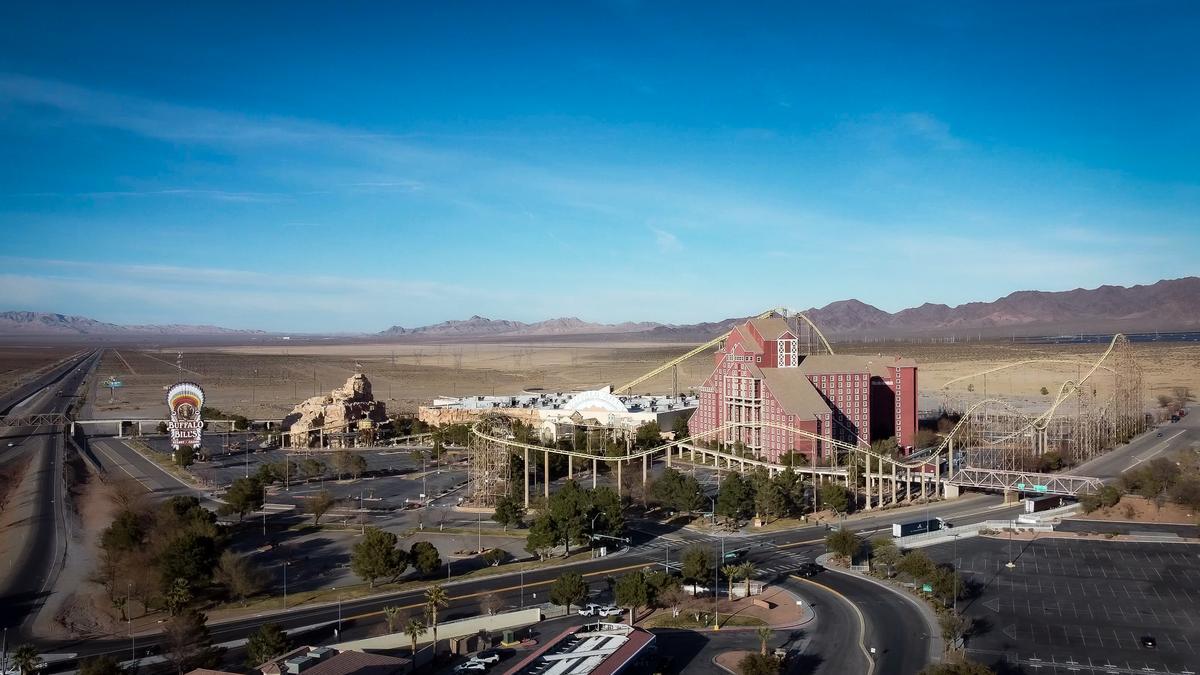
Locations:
403;617;426;656
720;565;740;600
424;584;450;655
756;626;773;656
738;561;757;598
12;644;42;675
382;605;402;633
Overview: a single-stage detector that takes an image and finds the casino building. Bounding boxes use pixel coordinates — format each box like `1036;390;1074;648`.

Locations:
688;315;917;462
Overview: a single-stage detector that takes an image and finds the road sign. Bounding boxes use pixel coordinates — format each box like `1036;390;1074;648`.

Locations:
109;380;123;388
1016;483;1026;490
921;583;932;593
1034;485;1048;493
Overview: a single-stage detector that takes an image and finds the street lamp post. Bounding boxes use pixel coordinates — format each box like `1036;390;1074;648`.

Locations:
128;581;134;662
282;562;288;609
332;587;342;636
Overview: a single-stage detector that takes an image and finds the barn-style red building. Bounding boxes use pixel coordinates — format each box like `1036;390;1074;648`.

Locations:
688;315;917;463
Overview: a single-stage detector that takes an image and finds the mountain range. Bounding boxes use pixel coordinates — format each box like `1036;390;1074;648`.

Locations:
0;311;266;336
3;277;1197;340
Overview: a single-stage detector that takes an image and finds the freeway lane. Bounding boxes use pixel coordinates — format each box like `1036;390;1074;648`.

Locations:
1074;411;1198;480
0;350;102;636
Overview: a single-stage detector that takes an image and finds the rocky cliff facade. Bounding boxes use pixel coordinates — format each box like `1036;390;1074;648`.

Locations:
283;373;387;447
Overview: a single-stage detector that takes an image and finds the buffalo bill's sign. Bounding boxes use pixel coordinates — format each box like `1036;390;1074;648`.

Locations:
167;382;205;449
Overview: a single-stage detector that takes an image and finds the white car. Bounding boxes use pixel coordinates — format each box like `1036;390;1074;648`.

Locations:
598;605;621;617
469;651;501;665
454;662;487;673
578;603;604;617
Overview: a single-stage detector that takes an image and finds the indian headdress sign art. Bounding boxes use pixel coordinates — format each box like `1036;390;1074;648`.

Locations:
166;382;205;449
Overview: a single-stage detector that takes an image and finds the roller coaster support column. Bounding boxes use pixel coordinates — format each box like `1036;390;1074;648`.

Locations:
666;444;672;468
891;461;897;506
524;448;530;509
544;451;550;501
568;455;573;479
617;459;623;496
864;454;872;511
592;458;597;488
642;454;648;488
877;456;883;509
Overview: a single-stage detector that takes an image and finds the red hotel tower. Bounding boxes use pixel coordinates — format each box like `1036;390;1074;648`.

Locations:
688;315;917;463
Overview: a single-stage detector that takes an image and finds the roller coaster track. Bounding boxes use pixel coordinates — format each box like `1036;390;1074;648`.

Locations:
938;359;1116;391
616;307;835;394
0;413;72;428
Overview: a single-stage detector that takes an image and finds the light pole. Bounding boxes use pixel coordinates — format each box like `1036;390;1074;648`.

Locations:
262;486;268;536
951;533;960;616
282;562;288;609
477;511;482;554
332;587;343;636
520;569;525;607
1005;519;1016;568
713;535;725;629
126;582;134;662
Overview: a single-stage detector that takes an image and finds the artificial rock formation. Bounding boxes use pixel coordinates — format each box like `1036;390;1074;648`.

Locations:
283;373;387;447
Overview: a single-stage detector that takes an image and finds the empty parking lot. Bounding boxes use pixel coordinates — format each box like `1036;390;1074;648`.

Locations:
924;536;1200;674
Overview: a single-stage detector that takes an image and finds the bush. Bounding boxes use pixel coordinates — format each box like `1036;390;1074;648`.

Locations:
1098;485;1122;508
738;653;781;675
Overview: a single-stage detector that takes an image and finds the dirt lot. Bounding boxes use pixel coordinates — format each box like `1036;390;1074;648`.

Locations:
1071;494;1198;525
1;338;1191;422
0;345;81;397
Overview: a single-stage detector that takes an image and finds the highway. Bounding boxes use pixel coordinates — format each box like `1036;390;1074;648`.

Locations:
0;350;102;636
1074;410;1198;480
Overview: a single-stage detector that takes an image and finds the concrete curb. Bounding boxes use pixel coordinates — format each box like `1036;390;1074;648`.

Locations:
816;553;944;664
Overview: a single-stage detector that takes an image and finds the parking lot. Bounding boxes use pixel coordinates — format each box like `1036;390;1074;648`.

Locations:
142;434;470;515
924;536;1200;674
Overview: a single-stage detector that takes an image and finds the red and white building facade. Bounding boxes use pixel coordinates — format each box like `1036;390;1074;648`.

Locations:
688;316;917;463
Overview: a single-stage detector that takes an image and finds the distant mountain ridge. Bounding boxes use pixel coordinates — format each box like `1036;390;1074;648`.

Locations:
380;315;661;337
0;311;265;336
4;277;1197;339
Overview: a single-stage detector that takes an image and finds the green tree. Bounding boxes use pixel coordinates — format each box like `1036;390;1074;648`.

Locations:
162;609;220;675
738;561;757;598
163;577;193;616
424;584;450;654
350;527;408;587
1040;386;1050;396
716;473;753;522
738;653;781;675
78;655;124;675
245;623;290;667
100;509;145;552
680;546;711;594
156;421;169;435
404;617;426;656
635;421;663;449
1099;484;1123;508
756;626;773;655
819;482;851;513
214;550;266;606
11;645;42;675
720;564;740;600
940;612;970;648
525;514;557;560
300;458;327;480
613;571;650;623
174;445;196;468
550;572;588;613
897;550;936;581
672;414;692;440
158;530;218;591
348;453;369;479
220;476;264;521
870;537;902;577
409;541;442;577
307;490;337;525
754;477;788;523
590;486;626;537
492;494;525;530
383;605;402;633
825;528;862;560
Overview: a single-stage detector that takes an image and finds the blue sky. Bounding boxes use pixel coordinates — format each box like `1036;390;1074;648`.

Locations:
1;2;1197;332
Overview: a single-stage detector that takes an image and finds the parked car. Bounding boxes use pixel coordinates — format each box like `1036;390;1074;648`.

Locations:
469;651;501;665
454;662;487;673
578;603;604;616
1141;635;1157;649
599;605;621;617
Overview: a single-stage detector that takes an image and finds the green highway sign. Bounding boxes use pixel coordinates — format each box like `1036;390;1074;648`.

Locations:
1034;485;1048;493
1016;483;1026;490
109;380;124;387
922;584;932;593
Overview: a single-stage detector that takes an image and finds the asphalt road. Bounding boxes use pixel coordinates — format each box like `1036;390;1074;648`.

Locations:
778;576;871;674
1074;410;1198;480
0;349;102;635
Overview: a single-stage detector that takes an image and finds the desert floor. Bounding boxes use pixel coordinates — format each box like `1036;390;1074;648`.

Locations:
59;338;1200;421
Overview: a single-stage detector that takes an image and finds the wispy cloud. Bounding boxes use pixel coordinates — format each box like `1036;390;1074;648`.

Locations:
651;227;682;252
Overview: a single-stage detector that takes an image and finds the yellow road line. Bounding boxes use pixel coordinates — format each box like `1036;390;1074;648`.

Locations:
790;574;874;675
343;561;654;621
